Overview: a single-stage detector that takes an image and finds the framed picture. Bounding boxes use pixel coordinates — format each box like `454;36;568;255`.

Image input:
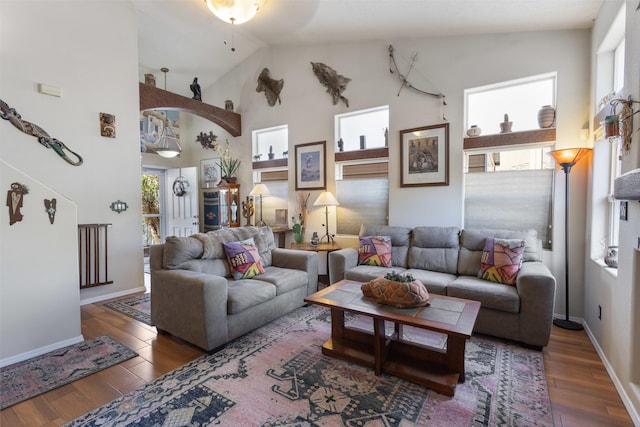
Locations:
200;157;221;189
295;141;326;191
400;123;449;187
275;208;288;226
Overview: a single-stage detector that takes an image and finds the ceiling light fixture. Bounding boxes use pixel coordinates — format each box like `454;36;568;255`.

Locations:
204;0;263;25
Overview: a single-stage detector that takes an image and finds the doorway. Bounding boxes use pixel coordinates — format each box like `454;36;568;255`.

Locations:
142;168;165;258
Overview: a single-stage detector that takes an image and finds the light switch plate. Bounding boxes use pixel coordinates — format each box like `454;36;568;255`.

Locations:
38;83;62;97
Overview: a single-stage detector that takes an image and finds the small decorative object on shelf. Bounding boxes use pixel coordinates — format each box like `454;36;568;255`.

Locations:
225;99;234;111
604;246;618;268
292;213;305;244
500;113;513;133
268;145;275;160
361;272;430;308
310;231;319;246
466;125;482;137
144;73;156;86
360;135;366;150
337;138;344;152
537;105;556;128
190;77;202;101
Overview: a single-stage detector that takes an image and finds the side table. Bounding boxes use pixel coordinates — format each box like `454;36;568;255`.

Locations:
291;242;341;287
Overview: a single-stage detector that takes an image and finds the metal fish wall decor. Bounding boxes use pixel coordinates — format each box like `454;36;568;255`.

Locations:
256;68;284;107
310;62;351;108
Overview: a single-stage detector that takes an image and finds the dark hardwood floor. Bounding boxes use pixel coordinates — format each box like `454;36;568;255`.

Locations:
0;292;635;426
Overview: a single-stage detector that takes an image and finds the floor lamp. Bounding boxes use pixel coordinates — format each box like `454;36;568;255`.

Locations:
549;147;592;330
249;183;271;226
313;191;339;244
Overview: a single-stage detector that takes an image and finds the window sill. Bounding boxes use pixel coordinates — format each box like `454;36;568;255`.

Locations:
592;257;619;278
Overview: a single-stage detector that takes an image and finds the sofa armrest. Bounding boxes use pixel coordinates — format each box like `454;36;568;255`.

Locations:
328;248;358;284
271;248;318;294
151;269;229;351
516;261;556;347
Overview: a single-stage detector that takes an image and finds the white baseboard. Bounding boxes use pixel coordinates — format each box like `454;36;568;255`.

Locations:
583;321;640;426
0;334;85;368
80;286;147;306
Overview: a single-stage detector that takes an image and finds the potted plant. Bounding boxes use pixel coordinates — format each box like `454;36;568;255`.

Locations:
291;213;305;244
216;139;241;182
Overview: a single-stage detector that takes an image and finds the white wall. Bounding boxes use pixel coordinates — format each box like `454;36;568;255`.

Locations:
0;1;143;361
206;29;592;319
585;0;640;422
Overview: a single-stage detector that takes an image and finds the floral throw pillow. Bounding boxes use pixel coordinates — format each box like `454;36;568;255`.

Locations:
358;236;392;268
223;238;265;280
479;238;526;285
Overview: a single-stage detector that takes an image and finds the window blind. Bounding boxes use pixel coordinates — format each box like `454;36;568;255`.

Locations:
464;169;553;249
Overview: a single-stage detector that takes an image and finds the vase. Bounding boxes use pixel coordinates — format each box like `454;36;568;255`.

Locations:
537;105;556;128
466;125;482;137
604;246;618;268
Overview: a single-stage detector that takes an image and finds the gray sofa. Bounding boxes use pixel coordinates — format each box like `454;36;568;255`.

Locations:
329;225;556;349
149;226;318;351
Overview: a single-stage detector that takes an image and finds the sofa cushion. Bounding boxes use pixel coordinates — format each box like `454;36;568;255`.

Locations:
360;224;411;268
257;266;309;295
162;235;204;269
344;265;406;283
447;276;520;313
405;269;457;295
227;279;276;314
223;238;265;280
458;228;539;276
199;226;275;267
480;238;526;285
408;226;460;274
358;236;392;267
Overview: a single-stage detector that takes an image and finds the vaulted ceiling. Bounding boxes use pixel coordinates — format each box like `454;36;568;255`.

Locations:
133;0;604;95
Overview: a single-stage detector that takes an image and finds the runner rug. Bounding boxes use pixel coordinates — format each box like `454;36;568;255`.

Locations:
0;335;137;410
104;293;151;325
66;305;552;426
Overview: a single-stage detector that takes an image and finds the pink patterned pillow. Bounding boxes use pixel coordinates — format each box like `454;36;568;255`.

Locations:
358;236;392;268
479;238;525;285
223;238;265;280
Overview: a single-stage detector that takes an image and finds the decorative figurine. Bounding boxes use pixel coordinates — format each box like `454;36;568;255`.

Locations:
144;73;156;86
337;138;344;152
242;196;254;226
310;62;351;107
7;182;29;225
256;68;284;106
190;77;202;101
225;99;234;111
500;113;513;133
44;198;56;224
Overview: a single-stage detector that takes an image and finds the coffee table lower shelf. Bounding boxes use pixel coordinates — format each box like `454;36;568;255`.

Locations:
321;328;460;396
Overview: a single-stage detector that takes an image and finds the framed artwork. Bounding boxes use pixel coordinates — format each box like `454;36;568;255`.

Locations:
275;208;288;226
295;141;326;190
400;123;449;187
99;112;116;138
200;157;221;189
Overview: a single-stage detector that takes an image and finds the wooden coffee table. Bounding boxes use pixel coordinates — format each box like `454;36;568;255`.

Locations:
304;279;481;396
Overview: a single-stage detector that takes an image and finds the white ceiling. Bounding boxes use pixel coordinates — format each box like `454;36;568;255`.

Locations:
133;0;604;95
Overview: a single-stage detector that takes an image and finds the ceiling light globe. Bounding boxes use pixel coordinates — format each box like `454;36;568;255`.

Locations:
205;0;261;25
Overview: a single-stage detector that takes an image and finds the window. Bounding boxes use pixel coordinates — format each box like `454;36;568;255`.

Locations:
252;125;289;225
335;106;389;151
464;74;556;249
334;106;389;235
252;125;288;161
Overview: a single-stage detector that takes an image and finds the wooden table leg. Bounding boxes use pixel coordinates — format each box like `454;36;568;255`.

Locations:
331;308;345;340
373;318;385;376
446;336;466;382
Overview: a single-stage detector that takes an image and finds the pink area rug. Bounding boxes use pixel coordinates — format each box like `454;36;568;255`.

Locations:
66;306;552;426
104;293;150;325
1;335;137;410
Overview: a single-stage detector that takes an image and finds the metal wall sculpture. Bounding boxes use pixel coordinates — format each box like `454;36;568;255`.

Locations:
310;62;351;108
256;68;284;107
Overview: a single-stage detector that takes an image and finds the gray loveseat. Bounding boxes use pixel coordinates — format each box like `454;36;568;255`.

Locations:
149;226;318;351
329;225;556;349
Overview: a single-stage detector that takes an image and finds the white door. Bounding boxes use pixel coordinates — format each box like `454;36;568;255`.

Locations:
165;167;199;237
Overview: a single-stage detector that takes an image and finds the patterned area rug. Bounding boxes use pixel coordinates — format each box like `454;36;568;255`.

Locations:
66;306;552;426
1;335;137;410
104;293;151;325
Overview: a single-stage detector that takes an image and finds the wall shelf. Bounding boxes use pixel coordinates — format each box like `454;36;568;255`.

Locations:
335;147;389;162
139;83;242;137
252;158;288;169
463;128;556;151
